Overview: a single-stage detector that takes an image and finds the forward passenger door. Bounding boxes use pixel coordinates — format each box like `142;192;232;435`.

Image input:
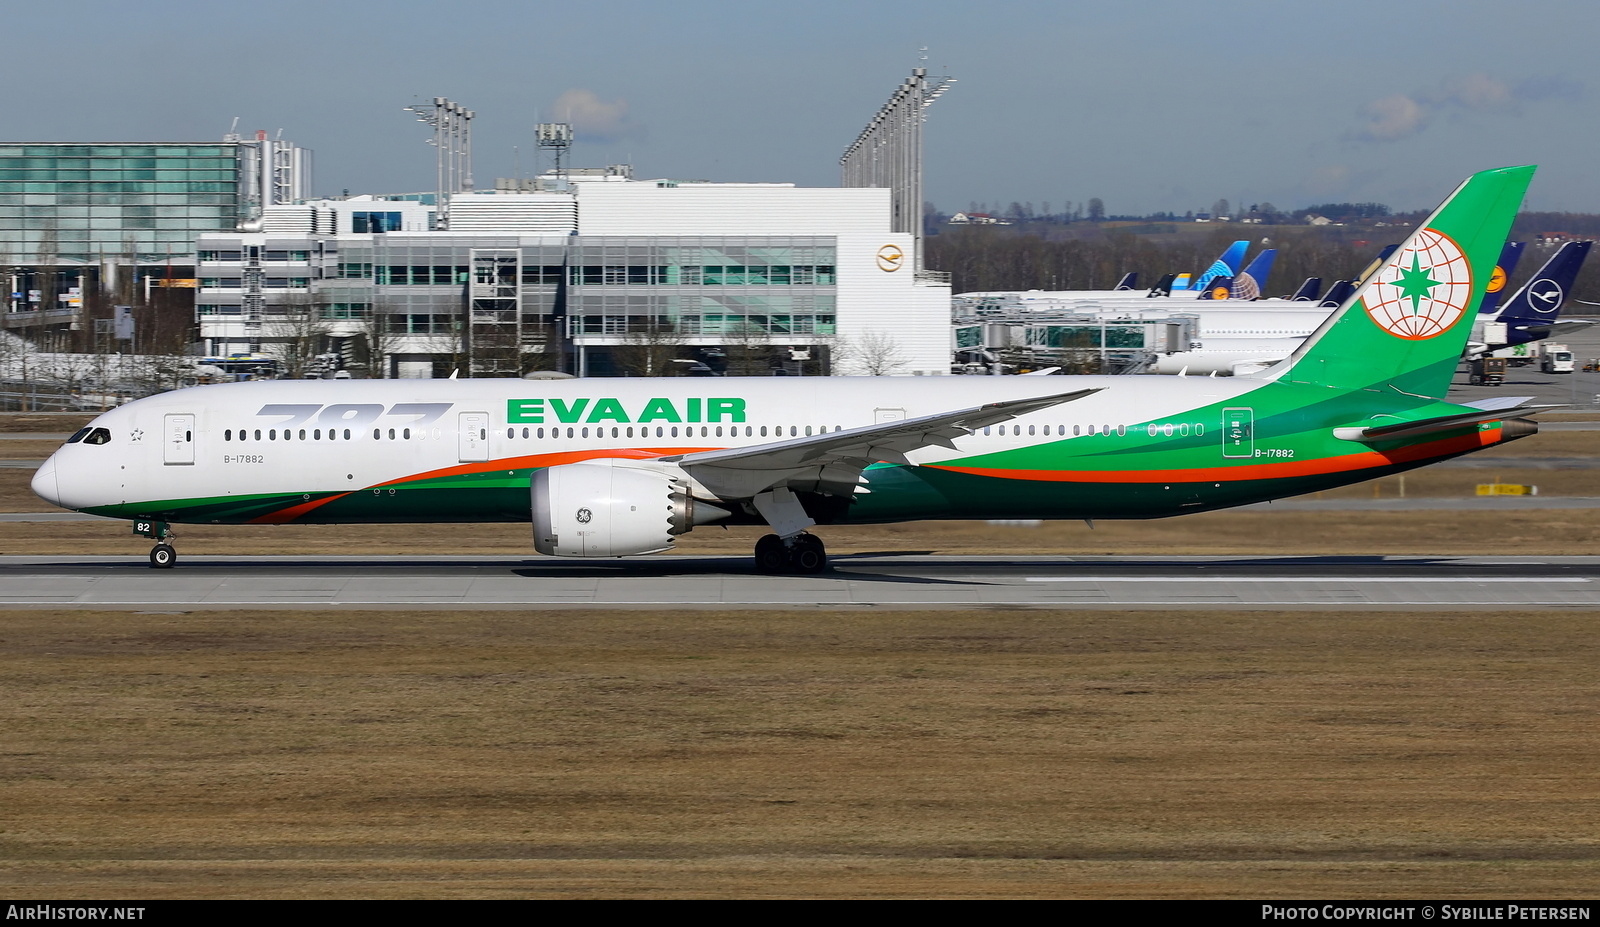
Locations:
163;413;195;465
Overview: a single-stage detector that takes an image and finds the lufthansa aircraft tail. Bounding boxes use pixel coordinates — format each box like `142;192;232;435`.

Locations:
1476;241;1527;317
1490;239;1593;346
1288;277;1323;301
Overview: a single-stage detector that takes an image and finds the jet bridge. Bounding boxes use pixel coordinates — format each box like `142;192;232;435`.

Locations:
952;313;1199;374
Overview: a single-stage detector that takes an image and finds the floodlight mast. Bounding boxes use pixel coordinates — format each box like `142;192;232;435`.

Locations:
536;123;574;182
840;67;954;274
403;97;475;228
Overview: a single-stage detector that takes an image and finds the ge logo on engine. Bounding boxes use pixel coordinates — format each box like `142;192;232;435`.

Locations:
575;508;593;524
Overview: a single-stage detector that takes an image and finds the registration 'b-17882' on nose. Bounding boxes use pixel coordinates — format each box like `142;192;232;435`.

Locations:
34;167;1544;573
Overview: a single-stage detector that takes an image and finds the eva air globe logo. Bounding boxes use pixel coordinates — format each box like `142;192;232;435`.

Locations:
1362;229;1473;340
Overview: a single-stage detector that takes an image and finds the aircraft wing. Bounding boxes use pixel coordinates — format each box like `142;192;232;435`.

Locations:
1331;398;1556;443
669;387;1101;500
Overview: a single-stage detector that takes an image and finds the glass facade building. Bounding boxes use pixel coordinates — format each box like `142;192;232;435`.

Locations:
195;234;840;375
0;144;246;264
0;137;309;266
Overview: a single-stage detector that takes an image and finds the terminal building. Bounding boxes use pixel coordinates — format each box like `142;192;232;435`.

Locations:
0;135;311;347
193;174;952;377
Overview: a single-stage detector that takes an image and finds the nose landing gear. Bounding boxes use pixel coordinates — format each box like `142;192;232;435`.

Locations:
754;533;827;574
133;518;176;569
150;543;176;569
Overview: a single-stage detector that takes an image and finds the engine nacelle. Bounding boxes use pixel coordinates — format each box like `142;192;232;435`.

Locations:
532;460;725;557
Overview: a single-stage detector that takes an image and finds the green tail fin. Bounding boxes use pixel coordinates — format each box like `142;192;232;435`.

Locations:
1279;165;1534;398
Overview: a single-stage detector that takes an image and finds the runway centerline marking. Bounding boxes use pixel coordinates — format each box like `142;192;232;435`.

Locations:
1023;576;1590;583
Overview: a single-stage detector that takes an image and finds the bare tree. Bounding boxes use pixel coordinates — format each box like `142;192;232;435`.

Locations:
519;315;563;374
263;293;331;379
348;300;404;378
613;316;680;377
721;320;774;376
836;329;907;376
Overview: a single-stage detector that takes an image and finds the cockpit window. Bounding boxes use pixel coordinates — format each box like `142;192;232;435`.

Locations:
81;428;112;445
66;427;93;444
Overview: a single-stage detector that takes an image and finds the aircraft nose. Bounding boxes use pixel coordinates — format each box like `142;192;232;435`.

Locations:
31;456;61;508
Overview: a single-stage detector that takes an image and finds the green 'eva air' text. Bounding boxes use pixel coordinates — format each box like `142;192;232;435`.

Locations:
508;397;747;425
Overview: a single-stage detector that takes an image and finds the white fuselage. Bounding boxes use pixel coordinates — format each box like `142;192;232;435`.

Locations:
32;376;1261;520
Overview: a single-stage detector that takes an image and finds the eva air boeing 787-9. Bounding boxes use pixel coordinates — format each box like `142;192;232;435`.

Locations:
33;166;1540;573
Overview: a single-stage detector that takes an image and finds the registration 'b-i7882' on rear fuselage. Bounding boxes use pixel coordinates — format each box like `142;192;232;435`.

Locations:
33;166;1544;572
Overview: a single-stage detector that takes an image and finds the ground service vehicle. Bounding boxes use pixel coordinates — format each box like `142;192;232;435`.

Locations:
1469;357;1508;386
1540;343;1575;374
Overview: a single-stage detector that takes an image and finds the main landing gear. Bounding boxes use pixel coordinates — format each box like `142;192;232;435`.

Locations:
754;533;827;574
133;518;176;569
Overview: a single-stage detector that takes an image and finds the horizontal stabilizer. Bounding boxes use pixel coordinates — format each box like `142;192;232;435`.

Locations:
1333;403;1552;443
1460;395;1538;412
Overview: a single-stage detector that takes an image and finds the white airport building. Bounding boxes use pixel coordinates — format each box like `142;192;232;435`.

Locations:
194;174;952;377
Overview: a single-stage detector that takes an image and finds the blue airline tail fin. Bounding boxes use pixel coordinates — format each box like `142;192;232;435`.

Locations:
1231;249;1276;299
1289;277;1323;301
1476;241;1526;316
1170;273;1193;291
1318;280;1354;308
1113;272;1139;291
1146;272;1176;297
1192;240;1249;292
1356;244;1400;285
1492;240;1593;346
1196;275;1234;300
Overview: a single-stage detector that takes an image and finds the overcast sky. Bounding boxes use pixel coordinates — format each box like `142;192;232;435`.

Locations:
12;0;1598;215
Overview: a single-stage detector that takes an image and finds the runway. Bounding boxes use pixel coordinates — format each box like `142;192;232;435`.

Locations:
3;553;1598;609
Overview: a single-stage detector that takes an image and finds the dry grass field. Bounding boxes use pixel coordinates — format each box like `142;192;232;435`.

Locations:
1;608;1596;899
